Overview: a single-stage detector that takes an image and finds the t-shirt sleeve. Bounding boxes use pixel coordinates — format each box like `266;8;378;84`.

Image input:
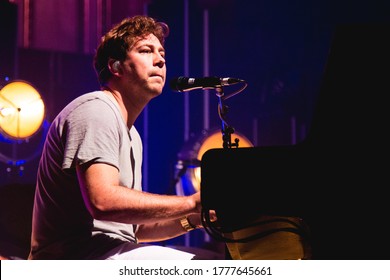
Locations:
62;98;122;170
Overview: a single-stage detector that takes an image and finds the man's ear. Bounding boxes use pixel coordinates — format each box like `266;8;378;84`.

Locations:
108;59;121;74
112;61;120;72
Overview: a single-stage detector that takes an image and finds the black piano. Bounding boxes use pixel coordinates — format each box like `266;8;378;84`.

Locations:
200;23;390;260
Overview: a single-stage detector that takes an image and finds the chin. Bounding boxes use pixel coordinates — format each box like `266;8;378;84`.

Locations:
149;88;163;97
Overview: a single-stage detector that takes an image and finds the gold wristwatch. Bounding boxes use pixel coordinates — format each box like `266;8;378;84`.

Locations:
180;216;196;232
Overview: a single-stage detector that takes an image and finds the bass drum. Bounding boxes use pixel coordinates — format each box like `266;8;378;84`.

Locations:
175;129;253;196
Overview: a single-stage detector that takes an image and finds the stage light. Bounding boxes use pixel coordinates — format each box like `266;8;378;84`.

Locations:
175;129;253;195
0;80;45;140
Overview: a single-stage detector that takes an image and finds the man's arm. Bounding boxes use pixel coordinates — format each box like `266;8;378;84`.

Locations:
76;162;201;225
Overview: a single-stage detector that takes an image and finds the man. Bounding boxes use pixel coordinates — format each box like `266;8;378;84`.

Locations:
29;15;221;260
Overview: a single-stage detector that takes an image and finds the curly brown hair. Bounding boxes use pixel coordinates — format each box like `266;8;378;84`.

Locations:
94;15;169;85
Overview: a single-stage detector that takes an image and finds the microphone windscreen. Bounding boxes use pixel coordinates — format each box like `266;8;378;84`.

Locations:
169;77;188;91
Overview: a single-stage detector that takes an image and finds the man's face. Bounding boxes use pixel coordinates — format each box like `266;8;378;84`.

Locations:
121;33;166;99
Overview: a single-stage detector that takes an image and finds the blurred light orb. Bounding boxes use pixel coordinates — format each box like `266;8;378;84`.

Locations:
0;80;45;140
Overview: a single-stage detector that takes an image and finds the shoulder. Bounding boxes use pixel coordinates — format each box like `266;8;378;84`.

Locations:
60;91;119;122
53;91;122;136
71;91;116;114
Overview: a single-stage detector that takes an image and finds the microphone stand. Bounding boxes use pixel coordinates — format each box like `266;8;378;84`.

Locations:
201;80;248;250
215;87;239;149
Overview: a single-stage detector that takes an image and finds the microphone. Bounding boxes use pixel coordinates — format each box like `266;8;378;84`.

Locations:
170;76;245;92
